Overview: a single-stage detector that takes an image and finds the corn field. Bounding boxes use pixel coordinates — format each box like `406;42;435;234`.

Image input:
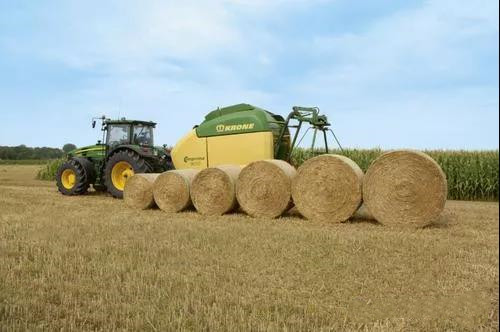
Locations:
36;150;498;201
36;159;65;181
291;148;499;201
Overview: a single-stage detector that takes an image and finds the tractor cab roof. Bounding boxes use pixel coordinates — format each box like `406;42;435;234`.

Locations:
104;118;157;127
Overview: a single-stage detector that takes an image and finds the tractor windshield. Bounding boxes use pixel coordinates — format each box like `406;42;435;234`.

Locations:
107;124;130;145
133;125;153;146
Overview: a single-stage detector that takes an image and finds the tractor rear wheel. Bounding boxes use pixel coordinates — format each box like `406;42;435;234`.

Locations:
56;159;91;195
104;150;151;198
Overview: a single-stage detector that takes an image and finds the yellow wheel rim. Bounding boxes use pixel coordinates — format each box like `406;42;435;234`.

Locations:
61;169;76;189
111;161;134;191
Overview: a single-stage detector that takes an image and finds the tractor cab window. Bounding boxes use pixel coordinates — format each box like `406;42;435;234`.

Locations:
133;125;153;146
107;125;130;145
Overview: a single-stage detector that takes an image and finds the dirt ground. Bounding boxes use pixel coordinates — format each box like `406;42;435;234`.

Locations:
0;165;498;331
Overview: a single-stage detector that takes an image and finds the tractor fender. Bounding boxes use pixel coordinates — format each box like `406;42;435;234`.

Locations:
107;146;172;172
72;157;97;184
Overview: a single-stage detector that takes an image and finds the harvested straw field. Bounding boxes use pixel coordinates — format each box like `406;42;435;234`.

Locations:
0;164;498;331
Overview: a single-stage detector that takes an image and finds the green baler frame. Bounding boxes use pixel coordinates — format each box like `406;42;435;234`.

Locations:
195;103;342;162
274;106;343;161
195;103;293;160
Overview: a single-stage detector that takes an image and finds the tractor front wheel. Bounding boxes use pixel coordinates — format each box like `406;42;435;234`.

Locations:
104;150;151;198
56;159;91;195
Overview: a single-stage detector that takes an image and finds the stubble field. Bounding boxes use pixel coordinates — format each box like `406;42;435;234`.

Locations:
0;165;498;331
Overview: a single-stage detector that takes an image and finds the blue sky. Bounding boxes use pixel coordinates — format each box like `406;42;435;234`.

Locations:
0;0;498;150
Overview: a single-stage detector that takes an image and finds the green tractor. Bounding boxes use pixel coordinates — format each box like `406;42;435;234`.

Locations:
56;117;172;198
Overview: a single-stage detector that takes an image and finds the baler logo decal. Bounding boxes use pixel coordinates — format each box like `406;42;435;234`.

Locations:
216;123;255;133
184;156;205;163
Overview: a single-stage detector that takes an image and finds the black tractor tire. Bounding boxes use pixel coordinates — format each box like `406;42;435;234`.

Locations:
75;157;97;184
56;159;91;195
104;150;152;198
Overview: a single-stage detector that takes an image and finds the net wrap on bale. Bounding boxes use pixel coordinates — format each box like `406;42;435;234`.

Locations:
191;165;241;216
236;160;296;218
292;154;363;222
153;169;199;213
123;173;160;210
363;150;447;226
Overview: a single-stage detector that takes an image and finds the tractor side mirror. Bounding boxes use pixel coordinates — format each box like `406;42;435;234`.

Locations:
92;120;96;128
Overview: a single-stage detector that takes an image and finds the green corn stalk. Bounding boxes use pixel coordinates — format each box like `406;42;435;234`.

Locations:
37;159;65;181
291;148;499;201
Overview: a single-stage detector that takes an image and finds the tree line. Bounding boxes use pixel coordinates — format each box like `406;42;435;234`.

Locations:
0;144;76;160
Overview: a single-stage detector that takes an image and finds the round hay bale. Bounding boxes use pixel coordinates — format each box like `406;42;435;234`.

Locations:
292;154;363;222
236;160;296;218
123;173;160;210
153;169;199;213
191;165;241;216
363;150;447;226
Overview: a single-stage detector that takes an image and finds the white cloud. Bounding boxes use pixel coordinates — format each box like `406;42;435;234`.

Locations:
0;0;497;149
30;1;240;71
291;0;497;104
284;0;499;149
16;0;332;72
308;0;498;89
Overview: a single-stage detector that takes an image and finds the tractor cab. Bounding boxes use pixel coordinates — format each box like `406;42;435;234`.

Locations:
104;119;156;148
